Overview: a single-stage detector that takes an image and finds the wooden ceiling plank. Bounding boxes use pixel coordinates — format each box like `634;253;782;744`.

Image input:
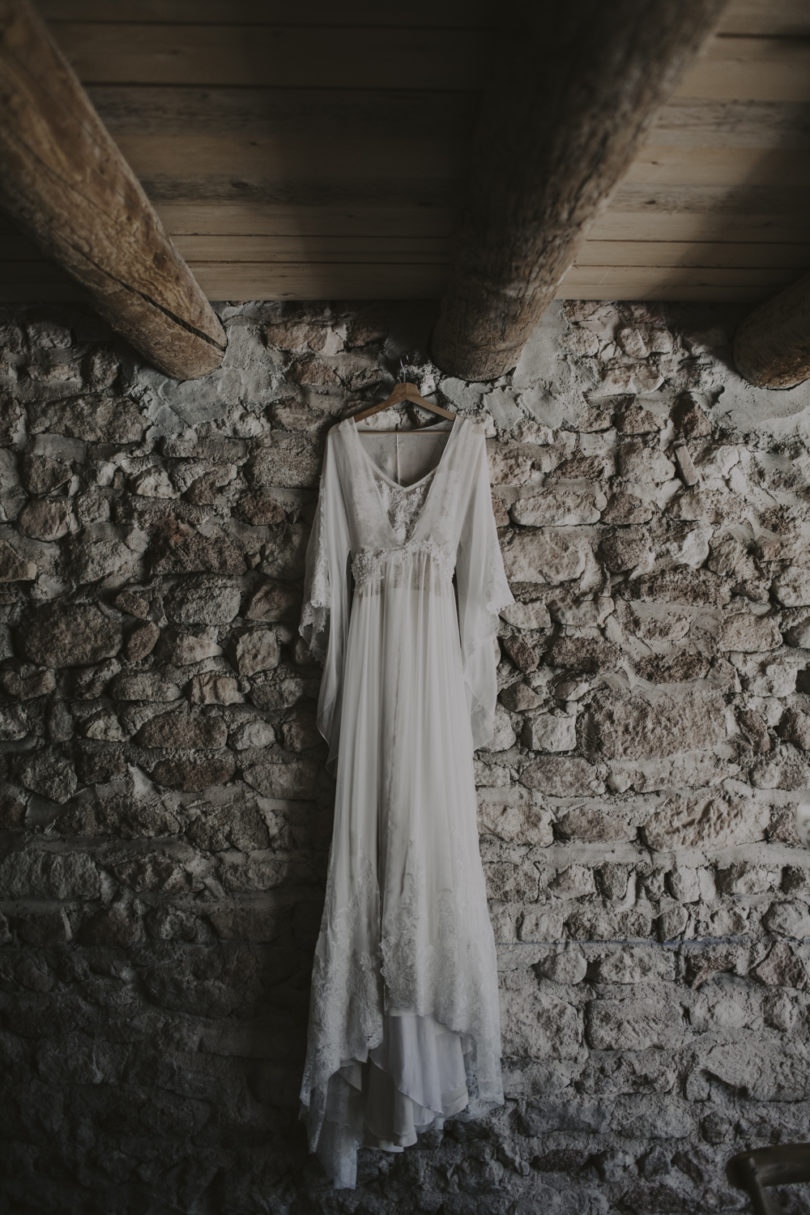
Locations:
166;262;799;299
85;136;809;190
575;241;810;268
0;282;776;303
136;174;458;210
0;258;795;304
84;85;479;139
560;266;795;288
648;99;810;148
625;146;810;186
554;283;776;301
79;85;810;150
170;262;448;299
0;0;225;379
152;203;458;237
48;24;486;88
37;1;499;27
171;236;450;262
46;22;808;101
591;215;810;243
431;0;732;380
591;184;810;242
675;35;810;101
36;0;810;37
713;0;810;36
7;230;808;270
112;134;463;180
36;0;810;36
3;191;787;243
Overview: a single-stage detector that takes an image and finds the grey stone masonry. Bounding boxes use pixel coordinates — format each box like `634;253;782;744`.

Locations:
1;297;810;1214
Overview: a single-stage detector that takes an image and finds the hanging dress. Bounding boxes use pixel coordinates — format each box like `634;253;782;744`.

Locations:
297;413;515;1189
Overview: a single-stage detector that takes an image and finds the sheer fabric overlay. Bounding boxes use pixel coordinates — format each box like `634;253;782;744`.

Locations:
298;415;515;1188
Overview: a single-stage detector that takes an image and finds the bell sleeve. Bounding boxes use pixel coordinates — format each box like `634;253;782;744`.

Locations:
298;429;352;775
455;429;515;750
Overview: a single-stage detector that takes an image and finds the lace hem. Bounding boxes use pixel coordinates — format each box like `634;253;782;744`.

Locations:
299;598;329;663
299;854;504;1180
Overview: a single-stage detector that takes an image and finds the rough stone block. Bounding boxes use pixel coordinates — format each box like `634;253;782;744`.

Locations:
752;941;808;989
521;756;605;796
511;487;605;527
501;984;582;1059
618;440;675;483
698;1037;810;1101
478;787;553;845
0;850;100;899
17;497;71;541
611;1092;693;1139
164;577;242;624
0;539;37;581
586;997;684;1051
585;690;727;761
519;907;566;941
484;859;540;903
522;711;577;753
642;794;769;851
594;946;675;984
135;709;227;749
22;602;122;667
763;900;810;939
15;749;78;803
555;804;634;844
773;567;810;607
503;530;592;585
247;435;321;488
151;752;236;791
235;629;280;676
534;948;588;985
545;635;619;674
717;612;782;652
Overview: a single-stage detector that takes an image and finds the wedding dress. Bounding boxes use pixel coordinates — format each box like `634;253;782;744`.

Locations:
297;413;514;1188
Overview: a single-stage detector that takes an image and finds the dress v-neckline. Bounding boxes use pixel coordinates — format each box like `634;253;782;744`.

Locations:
342;414;464;547
344;414;461;492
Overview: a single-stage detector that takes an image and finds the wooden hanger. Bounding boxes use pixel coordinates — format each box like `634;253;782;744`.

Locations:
350;371;456;432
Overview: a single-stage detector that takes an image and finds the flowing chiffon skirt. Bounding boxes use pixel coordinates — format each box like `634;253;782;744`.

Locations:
299;546;504;1188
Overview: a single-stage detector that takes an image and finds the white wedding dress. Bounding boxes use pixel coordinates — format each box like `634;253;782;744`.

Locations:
297;413;514;1188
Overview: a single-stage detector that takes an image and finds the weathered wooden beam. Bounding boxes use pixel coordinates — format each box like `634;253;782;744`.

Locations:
733;270;810;388
0;0;225;380
430;0;729;380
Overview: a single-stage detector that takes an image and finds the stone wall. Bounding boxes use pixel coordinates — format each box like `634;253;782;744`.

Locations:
1;297;810;1215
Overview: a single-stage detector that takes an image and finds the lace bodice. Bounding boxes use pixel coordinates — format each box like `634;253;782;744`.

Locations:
299;414;515;768
375;476;434;545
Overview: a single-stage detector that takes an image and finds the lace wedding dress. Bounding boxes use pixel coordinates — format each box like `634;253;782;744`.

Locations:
298;413;514;1188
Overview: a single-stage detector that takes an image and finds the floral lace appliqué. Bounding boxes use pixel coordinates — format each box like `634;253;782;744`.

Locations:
351;538;454;590
375;477;433;544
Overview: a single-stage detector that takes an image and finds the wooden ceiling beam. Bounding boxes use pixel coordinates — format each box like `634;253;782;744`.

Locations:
0;0;225;380
430;0;729;381
733;270;810;387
